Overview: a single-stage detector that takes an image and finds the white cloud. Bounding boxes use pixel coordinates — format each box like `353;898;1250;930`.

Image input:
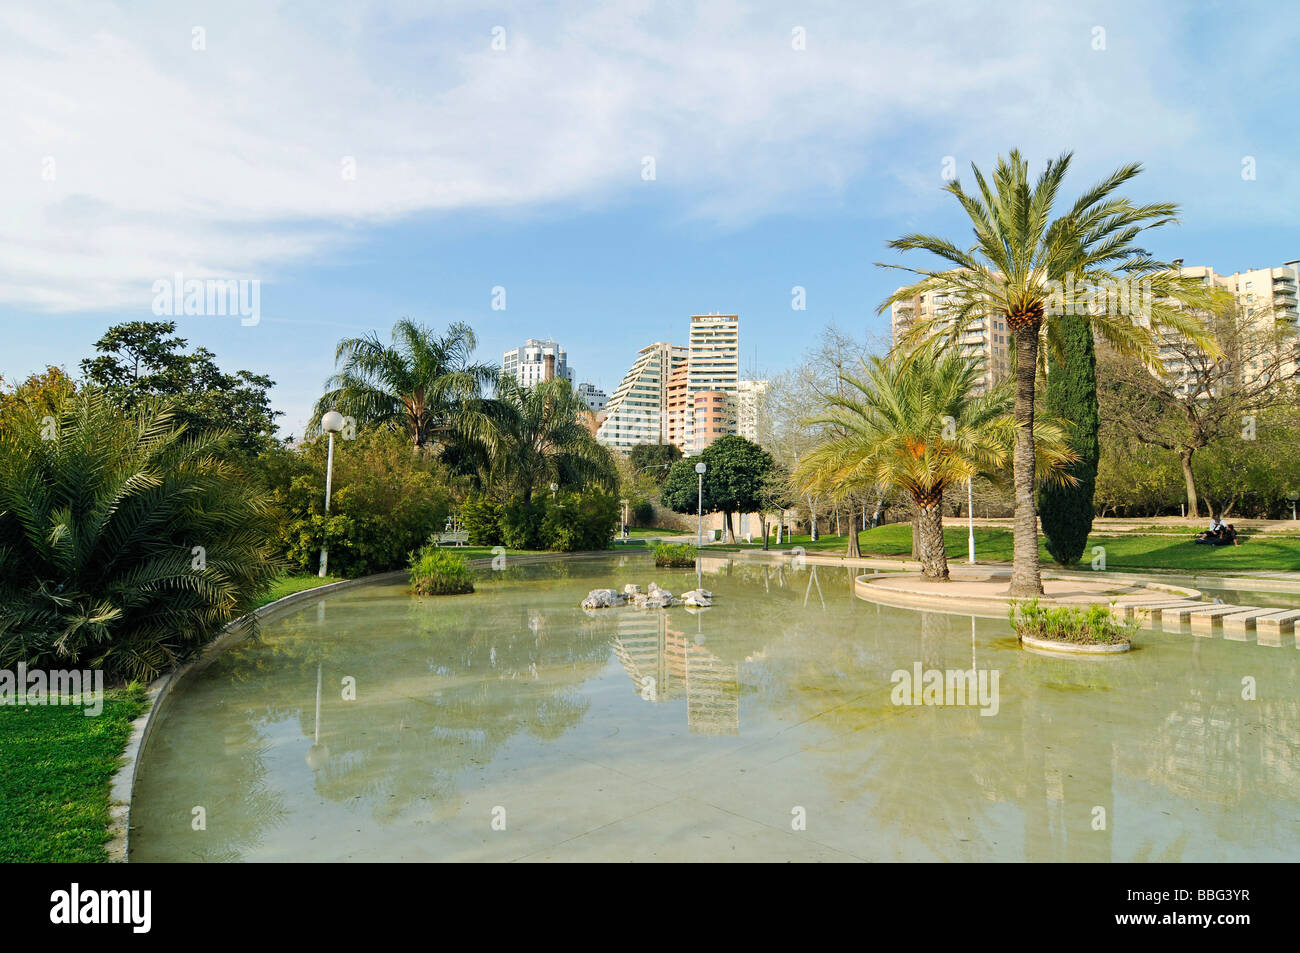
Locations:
0;0;1290;311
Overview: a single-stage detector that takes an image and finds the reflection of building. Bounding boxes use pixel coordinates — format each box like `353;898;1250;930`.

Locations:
610;613;739;735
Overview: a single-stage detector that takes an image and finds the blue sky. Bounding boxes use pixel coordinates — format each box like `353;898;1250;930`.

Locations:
2;0;1296;437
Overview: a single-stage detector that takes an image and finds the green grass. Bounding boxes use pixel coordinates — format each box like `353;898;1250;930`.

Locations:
255;573;345;607
0;684;148;862
717;524;1300;572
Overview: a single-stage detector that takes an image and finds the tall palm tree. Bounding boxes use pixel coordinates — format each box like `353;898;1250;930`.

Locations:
0;392;279;680
313;320;497;450
469;375;617;502
880;150;1221;594
794;348;1074;580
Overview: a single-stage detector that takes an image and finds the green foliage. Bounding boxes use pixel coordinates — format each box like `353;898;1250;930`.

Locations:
631;499;655;525
653;542;699;567
408;545;475;595
461;492;504;545
661;436;775;527
255;427;454;578
0;393;280;681
1008;599;1135;645
501;497;546;550
1038;312;1100;565
541;490;620;551
498;490;620;552
79;320;280;456
628;442;682;484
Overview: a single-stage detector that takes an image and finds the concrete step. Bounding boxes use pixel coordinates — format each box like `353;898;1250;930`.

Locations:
1252;609;1300;643
1188;605;1260;632
1125;600;1204;620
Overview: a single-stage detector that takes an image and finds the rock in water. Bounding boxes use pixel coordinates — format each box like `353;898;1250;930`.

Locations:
623;583;642;596
681;589;713;607
581;588;626;609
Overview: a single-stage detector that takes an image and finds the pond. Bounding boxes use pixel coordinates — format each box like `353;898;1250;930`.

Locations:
129;554;1300;862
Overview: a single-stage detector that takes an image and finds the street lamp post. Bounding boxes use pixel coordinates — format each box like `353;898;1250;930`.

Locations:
318;411;345;578
695;462;707;548
967;477;976;564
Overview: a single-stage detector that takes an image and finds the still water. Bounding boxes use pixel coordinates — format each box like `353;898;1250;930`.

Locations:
130;555;1300;862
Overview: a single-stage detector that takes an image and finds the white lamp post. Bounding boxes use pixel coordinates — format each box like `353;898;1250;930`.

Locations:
695;462;707;548
967;477;976;564
318;410;345;578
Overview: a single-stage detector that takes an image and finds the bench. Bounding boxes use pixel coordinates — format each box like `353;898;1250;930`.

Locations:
434;531;469;547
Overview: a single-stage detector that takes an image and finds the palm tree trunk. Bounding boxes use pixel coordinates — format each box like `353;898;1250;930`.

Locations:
1010;327;1043;596
915;494;948;580
1180;448;1199;518
846;507;861;558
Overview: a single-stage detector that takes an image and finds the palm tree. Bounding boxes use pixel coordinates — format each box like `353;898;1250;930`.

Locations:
0;392;279;681
313;320;497;450
794;348;1074;580
880;150;1220;594
469;375;616;502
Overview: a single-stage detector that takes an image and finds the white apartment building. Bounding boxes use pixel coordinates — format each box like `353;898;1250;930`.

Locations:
889;291;1009;394
688;313;739;398
595;342;688;452
736;379;768;442
576;381;607;413
502;339;574;387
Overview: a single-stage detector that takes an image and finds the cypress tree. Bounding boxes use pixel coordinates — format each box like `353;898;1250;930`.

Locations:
1037;312;1099;566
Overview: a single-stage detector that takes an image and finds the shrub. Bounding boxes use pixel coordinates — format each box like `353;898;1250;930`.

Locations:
0;393;279;681
254;428;454;578
631;499;655;526
542;490;620;551
409;545;475;595
1008;599;1134;645
501;498;546;550
654;542;699;568
461;492;503;545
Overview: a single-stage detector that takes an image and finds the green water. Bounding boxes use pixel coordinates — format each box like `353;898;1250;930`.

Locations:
129;555;1300;862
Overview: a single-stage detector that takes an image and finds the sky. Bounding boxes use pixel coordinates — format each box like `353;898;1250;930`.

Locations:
2;0;1297;437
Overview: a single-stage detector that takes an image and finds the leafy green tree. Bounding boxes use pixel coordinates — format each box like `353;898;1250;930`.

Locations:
1037;312;1100;566
0;393;279;681
0;365;77;424
794;348;1075;580
660;436;774;542
628;442;682;485
882;150;1220;594
313;319;496;450
80;320;280;456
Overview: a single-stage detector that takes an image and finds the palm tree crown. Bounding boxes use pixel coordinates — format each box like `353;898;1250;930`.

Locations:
313;320;497;450
795;347;1074;580
879;149;1222;594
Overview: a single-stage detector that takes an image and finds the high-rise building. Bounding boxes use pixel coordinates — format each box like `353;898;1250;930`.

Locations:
595;342;687;451
576;381;607;413
502;339;574;387
688;313;740;407
736;379;768;442
691;391;730;452
890;291;1009;394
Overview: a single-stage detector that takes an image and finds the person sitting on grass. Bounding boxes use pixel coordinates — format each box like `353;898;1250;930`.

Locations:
1223;523;1240;547
1194;514;1226;544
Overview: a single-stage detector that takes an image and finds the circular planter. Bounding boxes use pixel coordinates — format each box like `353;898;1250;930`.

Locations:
1018;633;1132;656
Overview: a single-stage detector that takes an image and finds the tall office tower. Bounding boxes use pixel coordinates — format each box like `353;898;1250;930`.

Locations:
688;314;740;431
576;381;607;413
691;390;730;452
736;379;769;442
890;291;1009;395
595;342;688;452
502;339;574;387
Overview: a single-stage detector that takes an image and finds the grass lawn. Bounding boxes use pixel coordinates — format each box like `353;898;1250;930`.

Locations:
716;524;1300;573
0;684;147;862
255;573;345;607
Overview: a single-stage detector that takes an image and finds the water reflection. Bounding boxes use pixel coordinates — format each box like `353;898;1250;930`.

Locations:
130;555;1300;862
